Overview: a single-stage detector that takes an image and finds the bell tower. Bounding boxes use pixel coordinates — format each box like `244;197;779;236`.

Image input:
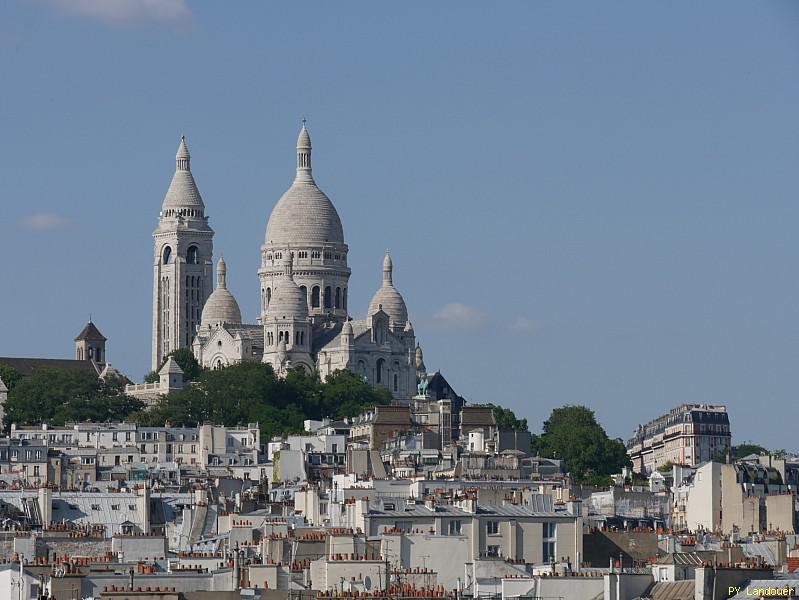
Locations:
151;137;214;370
75;320;107;363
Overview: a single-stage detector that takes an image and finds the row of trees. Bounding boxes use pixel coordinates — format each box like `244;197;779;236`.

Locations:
2;355;632;484
2;366;144;428
1;360;391;440
137;362;392;438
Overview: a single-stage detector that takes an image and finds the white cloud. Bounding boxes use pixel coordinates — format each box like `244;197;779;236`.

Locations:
19;212;70;231
509;317;537;335
48;0;191;26
432;302;486;330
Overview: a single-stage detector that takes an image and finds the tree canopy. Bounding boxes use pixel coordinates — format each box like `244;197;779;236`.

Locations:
3;368;144;430
476;403;528;431
0;364;21;392
732;444;768;460
144;348;202;384
136;363;392;439
532;405;631;486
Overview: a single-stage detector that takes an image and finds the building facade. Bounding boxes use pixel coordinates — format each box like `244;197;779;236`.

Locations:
151;137;214;370
174;125;417;399
627;404;731;475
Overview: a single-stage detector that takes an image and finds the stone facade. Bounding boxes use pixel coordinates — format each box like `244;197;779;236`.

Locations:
627;404;732;475
151;138;214;371
180;126;418;399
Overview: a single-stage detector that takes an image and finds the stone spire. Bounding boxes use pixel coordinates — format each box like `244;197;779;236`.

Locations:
216;256;228;289
415;343;426;371
296;122;313;181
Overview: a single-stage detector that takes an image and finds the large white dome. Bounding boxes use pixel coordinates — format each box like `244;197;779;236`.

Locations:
264;126;344;246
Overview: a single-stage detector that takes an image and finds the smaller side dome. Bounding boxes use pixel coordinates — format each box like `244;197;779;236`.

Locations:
267;253;309;321
368;252;408;328
201;256;242;328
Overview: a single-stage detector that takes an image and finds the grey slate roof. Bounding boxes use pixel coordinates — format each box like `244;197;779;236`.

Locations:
0;357;98;377
636;580;695;600
74;321;106;341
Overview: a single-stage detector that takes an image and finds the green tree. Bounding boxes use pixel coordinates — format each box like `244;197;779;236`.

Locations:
732;444;768;460
532;405;631;486
0;364;21;392
136;364;390;440
478;404;528;431
657;460;675;473
3;368;144;430
318;369;392;420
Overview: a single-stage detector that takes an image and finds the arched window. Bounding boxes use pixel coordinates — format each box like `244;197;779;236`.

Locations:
311;286;320;308
376;358;385;384
300;286;307;307
393;373;398;393
266;288;272;307
343;288;348;311
187;246;199;264
324;286;332;309
335;287;341;309
162;246;172;264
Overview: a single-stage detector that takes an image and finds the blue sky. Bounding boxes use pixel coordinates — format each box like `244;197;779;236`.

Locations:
1;1;798;448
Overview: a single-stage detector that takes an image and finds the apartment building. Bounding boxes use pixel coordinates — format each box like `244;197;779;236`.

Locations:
627;404;731;475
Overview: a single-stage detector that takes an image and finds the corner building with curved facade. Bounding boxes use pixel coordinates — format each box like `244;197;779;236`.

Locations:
153;126;419;400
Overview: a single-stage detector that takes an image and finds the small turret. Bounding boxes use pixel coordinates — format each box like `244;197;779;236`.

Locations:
341;320;354;347
296;121;313;181
159;357;184;391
